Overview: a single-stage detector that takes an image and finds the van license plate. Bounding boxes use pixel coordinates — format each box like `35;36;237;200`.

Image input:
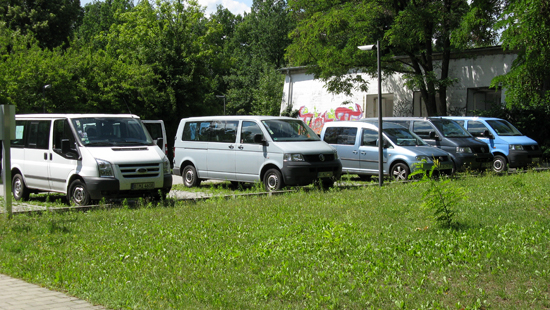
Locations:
318;171;333;178
132;182;155;190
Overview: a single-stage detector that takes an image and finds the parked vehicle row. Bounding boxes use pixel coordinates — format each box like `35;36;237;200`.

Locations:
8;113;542;206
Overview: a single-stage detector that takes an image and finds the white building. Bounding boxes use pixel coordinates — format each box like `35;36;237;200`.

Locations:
280;46;517;133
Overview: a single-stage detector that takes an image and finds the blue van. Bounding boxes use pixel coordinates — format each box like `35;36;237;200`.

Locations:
320;121;453;181
444;116;542;172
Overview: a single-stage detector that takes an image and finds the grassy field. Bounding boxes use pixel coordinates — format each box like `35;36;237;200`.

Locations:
1;171;549;309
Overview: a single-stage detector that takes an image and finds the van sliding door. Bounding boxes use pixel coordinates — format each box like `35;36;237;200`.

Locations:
23;120;52;191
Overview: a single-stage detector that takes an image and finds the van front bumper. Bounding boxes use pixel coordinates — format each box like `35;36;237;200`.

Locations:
453;153;493;171
83;174;173;200
508;149;543;168
281;161;342;186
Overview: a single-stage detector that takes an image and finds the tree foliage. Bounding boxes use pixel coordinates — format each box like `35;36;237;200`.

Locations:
286;0;502;116
492;0;550;109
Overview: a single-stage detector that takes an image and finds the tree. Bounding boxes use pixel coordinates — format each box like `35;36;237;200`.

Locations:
286;0;502;116
224;0;294;115
0;0;81;49
492;0;550;109
76;0;134;46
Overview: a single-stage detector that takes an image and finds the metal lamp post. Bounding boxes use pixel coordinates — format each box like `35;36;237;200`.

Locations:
358;41;383;187
42;84;51;113
216;95;226;115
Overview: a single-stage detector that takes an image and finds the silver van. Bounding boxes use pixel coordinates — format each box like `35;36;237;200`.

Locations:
173;116;342;190
320;121;453;180
361;117;493;171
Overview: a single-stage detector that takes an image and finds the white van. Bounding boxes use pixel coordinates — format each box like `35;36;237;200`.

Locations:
142;120;168;156
173;116;342;190
11;114;172;205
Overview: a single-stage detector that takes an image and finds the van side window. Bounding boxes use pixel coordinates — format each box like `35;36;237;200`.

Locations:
241;121;262;143
467;121;489;137
53;119;77;157
182;121;211;141
13;120;27;147
27;121;51;149
210;121;238;143
412;121;434;139
323;127;357;145
361;129;378;146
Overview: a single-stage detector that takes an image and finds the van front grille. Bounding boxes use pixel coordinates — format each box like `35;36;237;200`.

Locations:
118;163;160;178
303;154;335;162
472;146;488;153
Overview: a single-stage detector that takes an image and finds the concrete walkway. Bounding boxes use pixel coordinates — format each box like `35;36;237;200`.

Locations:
0;274;106;310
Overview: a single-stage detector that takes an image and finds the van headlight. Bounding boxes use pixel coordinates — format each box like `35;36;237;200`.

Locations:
509;144;524;151
415;155;433;162
283;153;305;162
456;147;472;153
162;156;170;174
96;159;114;177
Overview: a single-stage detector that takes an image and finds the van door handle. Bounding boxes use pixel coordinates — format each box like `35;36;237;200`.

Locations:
353;150;358;154
44;152;48;160
361;151;366;155
238;145;244;150
229;145;234;149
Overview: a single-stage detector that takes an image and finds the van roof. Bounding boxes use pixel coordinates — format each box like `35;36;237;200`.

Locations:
179;115;299;121
16;113;140;119
323;120;406;130
442;116;503;121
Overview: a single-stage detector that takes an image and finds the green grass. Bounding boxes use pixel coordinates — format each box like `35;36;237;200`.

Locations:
1;171;549;309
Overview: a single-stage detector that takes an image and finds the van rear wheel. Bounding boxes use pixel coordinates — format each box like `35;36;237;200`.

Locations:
68;179;91;206
12;173;30;201
183;165;201;188
263;169;284;191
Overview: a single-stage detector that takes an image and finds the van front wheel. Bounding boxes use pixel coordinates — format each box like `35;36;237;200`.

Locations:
263;169;284;191
12;173;30;201
183;165;201;188
68;179;91;206
391;163;410;181
493;155;507;173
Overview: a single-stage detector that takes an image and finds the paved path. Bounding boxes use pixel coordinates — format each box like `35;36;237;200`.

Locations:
0;274;106;310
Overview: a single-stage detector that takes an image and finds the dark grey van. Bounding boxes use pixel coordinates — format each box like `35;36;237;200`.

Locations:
361;117;493;171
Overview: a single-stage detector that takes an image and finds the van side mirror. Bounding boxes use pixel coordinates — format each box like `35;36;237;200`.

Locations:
61;139;71;154
253;134;266;145
482;130;494;139
428;131;439;140
156;137;163;149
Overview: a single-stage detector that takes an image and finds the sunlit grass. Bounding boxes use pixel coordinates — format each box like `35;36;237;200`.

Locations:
1;171;549;309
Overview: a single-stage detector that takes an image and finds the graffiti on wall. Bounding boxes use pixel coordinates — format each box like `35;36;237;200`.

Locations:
298;103;364;133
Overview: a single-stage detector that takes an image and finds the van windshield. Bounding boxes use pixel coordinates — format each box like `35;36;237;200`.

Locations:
431;119;471;138
384;128;427;146
262;119;320;141
71;117;153;146
486;120;523;136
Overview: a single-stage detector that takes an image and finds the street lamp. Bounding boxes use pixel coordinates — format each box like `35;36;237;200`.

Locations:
358;41;383;187
216;95;226;115
42;84;51;113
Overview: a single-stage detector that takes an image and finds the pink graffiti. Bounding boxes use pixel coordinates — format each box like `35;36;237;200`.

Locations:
298;104;363;134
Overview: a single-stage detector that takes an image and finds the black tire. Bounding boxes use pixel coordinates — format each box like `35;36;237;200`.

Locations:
493;155;507;173
12;173;30;201
68;179;91;206
390;163;410;181
358;174;372;181
182;165;201;188
263;169;284;191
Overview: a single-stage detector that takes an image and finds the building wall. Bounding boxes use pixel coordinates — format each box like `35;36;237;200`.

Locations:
280;48;517;133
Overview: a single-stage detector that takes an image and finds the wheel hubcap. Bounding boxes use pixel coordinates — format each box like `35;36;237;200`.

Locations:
73;187;85;204
14;179;22;197
267;174;278;190
185;170;194;185
393;167;406;180
494;160;503;171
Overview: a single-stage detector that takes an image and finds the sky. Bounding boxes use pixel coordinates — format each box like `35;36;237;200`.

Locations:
80;0;252;16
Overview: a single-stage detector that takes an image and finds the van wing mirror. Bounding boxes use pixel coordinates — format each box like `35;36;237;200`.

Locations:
61;139;71;154
253;134;266;145
156;137;164;149
428;131;439;140
482;130;494;139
